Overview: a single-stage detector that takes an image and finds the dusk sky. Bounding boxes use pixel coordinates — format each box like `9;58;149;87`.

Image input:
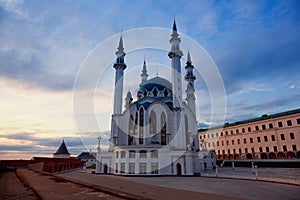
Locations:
0;0;299;159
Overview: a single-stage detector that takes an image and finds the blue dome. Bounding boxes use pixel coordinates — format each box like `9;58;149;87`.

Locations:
137;77;172;99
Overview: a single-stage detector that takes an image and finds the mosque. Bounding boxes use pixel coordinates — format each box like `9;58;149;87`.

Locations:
96;19;215;175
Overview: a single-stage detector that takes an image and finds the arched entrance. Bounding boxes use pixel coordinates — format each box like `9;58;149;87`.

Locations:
269;152;276;159
104;164;108;174
234;154;240;160
260;153;268;159
297;151;300;159
228;154;234;160
176;163;182;176
246;153;253;159
277;152;286;159
287;152;296;159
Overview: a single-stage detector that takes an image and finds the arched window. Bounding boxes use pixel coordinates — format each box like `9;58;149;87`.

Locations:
139;107;144;144
185;115;190;146
128;115;134;145
134;112;138;135
161;112;166;145
150;111;156;134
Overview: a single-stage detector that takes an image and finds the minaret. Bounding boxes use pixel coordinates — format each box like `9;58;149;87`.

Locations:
184;51;196;116
113;35;127;114
168;18;183;110
140;58;148;86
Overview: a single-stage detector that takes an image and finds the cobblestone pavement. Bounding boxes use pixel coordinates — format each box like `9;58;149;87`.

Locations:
0;171;37;200
60;169;300;200
17;169;124;200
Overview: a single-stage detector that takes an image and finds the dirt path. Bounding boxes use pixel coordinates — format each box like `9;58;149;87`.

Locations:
0;171;37;200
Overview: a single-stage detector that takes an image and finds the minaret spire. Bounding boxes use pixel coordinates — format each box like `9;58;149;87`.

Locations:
168;18;183;110
140;57;148;85
113;34;127;114
185;51;196;116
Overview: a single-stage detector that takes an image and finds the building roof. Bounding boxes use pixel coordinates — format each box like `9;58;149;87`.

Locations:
54;140;70;155
199;108;300;132
140;76;172;91
77;152;96;159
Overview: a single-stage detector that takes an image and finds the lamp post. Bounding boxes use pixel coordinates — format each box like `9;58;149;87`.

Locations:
97;136;102;147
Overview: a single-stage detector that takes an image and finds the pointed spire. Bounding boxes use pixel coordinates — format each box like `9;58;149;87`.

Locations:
173;16;177;32
187;50;192;64
140;57;149;85
116;34;125;55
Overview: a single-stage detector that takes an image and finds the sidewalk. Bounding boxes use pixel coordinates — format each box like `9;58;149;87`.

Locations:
201;167;300;185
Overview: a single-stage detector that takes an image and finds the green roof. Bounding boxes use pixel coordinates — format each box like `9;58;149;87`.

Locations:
199;108;300;132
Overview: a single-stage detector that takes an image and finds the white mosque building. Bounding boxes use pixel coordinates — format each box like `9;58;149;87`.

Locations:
96;20;215;175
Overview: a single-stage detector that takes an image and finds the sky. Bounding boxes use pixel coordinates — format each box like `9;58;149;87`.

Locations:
0;0;299;159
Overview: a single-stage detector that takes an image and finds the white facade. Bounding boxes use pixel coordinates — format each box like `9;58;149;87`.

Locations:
96;20;215;175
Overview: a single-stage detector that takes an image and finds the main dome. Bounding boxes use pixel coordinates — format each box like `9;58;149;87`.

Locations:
137;77;172;99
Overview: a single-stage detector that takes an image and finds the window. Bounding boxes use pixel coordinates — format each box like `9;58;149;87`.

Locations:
228;149;230;154
129;150;135;158
239;148;242;153
236;129;239;134
287;120;292;126
115;163;118;173
151;163;158;174
262;124;266;130
208;143;210;147
129;163;135;174
222;141;224;146
140;150;147;158
248;127;252;132
151;150;158;158
218;150;220;154
280;134;285;140
250;138;253;143
266;147;269;152
121;163;125;173
128;115;134;145
259;147;263;152
161;112;167;145
121;151;126;158
139;163;147;174
200;136;202;139
217;141;219;146
251;148;255;153
221;132;223;136
139;108;144;144
237;139;240;145
232;140;235;145
207;134;210;139
264;136;268;142
226;140;229;145
242;128;245;133
212;142;215;147
233;149;236;154
216;132;219;137
278;121;283;128
150;111;156;134
269;123;274;129
204;135;206;139
292;145;297;151
225;131;228;135
116;151;119;159
231;130;234;134
257;137;261;143
243;138;247;144
245;148;248;153
290;132;295;140
283;145;287;151
211;133;214;138
185;115;189;146
297;118;300;125
222;150;225;154
271;135;276;141
255;126;259;131
273;146;277;152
